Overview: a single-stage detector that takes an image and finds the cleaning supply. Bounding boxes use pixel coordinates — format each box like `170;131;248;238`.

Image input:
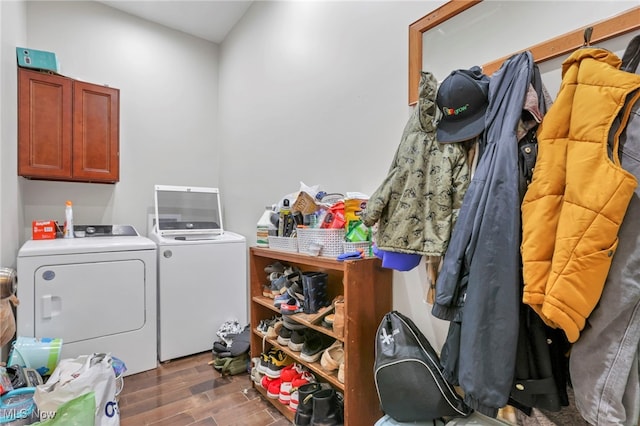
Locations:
64;200;74;238
257;206;274;247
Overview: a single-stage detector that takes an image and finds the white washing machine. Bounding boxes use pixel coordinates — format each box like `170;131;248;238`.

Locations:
150;185;248;362
16;225;157;376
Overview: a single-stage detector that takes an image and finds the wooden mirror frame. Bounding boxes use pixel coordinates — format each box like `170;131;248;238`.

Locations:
409;1;640;105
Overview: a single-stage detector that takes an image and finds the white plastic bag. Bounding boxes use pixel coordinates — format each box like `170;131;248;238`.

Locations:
34;353;119;426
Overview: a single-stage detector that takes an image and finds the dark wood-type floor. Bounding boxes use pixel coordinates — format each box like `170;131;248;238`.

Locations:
118;351;291;426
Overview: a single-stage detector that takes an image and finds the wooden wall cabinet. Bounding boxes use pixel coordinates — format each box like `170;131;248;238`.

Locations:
18;67;120;183
249;247;393;425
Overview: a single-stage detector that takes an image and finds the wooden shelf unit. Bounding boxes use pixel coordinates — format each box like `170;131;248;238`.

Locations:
249;247;393;425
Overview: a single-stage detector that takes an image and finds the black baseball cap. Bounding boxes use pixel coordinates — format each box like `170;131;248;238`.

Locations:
436;66;489;143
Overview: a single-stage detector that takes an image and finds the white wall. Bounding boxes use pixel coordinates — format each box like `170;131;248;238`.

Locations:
19;1;220;241
0;1;27;269
218;1;451;347
0;0;27;363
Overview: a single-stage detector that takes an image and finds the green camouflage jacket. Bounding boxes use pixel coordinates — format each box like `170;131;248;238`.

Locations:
361;72;469;256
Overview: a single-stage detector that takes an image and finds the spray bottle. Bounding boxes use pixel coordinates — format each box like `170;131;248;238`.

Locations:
64;200;74;238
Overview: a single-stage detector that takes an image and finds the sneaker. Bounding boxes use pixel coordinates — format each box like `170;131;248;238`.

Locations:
258;347;279;374
264;261;286;275
282;315;307;331
301;331;334;363
261;374;274;390
274;293;290;309
256;316;281;336
288;328;307;352
277;324;293;345
265;349;293;378
265;319;282;340
280;297;303;315
289;371;316;412
278;364;301;405
250;357;263;385
267;377;282;399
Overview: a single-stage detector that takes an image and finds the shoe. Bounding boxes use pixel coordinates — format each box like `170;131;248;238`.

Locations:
301;272;330;314
277;324;293;345
321;314;334;329
281;297;303;315
289;370;316;412
294;382;322;426
332;296;345;339
301;331;334;363
311;388;344;425
262;283;273;298
256;316;281;336
337;362;344;384
259;347;279;374
278;364;302;405
274;293;290;309
265;349;293;378
270;274;289;297
271;269;302;298
266;319;283;340
288;328;307;352
283;316;307;331
267;377;282;399
264;261;286;275
250;357;264;384
261;374;274;390
320;340;344;372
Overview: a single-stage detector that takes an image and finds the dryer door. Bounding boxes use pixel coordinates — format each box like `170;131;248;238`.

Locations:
34;260;145;342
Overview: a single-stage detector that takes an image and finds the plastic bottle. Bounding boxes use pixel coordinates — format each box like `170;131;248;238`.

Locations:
64;200;74;238
257;206;274;247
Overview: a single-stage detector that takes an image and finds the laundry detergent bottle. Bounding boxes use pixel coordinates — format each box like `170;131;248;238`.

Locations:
63;200;74;238
256;206;273;247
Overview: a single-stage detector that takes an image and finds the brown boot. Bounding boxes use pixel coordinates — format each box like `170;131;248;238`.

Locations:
332;296;345;339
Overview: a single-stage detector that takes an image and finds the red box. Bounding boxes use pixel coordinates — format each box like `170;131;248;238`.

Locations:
32;220;57;240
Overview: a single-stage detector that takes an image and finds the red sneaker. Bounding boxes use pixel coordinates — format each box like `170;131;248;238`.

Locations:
267;377;282;399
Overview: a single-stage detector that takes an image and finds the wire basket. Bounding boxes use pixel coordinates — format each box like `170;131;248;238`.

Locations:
343;241;374;258
297;228;345;258
268;236;298;253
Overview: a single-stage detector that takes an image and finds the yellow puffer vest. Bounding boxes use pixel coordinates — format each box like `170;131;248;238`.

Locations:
521;48;640;343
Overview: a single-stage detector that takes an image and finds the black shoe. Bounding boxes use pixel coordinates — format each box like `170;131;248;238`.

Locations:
301;331;334;363
277;324;293;345
289;328;307;352
294;382;322;426
311;388;344;426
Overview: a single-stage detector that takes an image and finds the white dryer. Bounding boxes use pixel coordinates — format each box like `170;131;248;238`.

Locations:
16;225;157;376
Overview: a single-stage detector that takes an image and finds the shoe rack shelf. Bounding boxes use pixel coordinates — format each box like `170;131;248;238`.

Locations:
249;247;393;425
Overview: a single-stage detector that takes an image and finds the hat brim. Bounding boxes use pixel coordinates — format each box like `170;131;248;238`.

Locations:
436;105;487;143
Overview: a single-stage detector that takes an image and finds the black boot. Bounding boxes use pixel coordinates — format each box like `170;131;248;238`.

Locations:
311;388;344;426
302;272;329;314
294;382;322;426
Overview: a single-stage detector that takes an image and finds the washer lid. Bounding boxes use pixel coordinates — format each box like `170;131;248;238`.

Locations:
153;185;224;237
18;234;156;257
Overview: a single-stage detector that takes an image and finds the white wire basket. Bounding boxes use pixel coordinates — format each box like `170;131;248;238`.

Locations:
297;228;345;258
268;236;298;253
343;241;374;258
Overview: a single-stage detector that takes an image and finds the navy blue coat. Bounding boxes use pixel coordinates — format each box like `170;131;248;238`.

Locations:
431;51;534;417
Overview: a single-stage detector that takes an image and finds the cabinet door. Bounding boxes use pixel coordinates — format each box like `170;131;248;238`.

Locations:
18;68;73;179
72;81;120;183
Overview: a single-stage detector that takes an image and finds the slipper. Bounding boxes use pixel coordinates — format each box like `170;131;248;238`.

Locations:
320;340;344;372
